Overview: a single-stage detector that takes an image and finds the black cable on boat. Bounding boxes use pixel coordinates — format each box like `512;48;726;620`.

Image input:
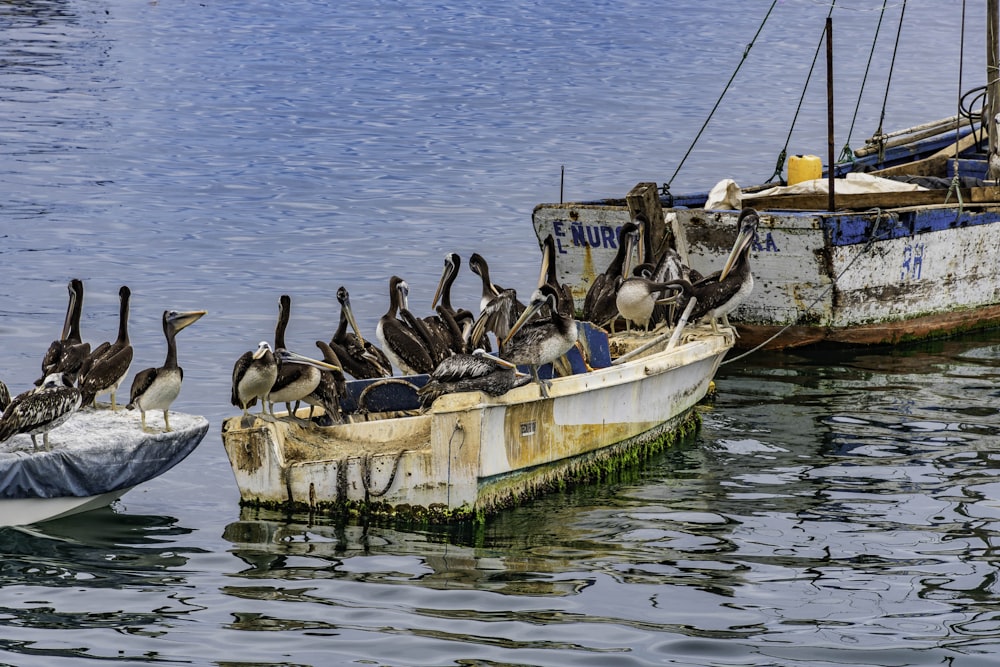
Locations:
839;0;890;165
663;0;778;193
872;0;907;164
764;0;838;186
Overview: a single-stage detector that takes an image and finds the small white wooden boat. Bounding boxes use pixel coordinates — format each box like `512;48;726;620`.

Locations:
0;409;209;527
221;323;734;522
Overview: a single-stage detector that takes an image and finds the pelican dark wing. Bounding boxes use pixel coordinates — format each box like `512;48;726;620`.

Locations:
501;284;579;398
79;285;133;410
232;341;278;417
0;373;82;451
329;286;391;380
582;221;639;329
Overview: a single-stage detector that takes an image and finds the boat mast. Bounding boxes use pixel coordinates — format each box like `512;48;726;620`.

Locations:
989;0;999;180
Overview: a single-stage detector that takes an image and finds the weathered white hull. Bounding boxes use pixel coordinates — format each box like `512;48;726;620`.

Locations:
222;327;734;521
0;489;133;527
533;194;1000;349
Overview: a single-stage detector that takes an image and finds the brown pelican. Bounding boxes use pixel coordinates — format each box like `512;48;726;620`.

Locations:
501;284;579;398
468;252;509;314
376;276;436;375
539;234;574;317
0;373;82;451
127;309;206;432
428;252;474;354
661;207;759;332
38;279;91;385
615;272;680;331
582;221;639;330
304;341;348;424
0;379;9;413
417;349;530;409
231;341;278;419
79;285;133;410
270;348;341;420
329;286;391;380
270;294;321;416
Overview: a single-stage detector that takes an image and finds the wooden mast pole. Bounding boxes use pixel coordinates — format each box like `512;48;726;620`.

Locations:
988;0;999;181
826;16;836;211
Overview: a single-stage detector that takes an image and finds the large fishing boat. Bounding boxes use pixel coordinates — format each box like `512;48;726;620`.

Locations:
532;4;1000;350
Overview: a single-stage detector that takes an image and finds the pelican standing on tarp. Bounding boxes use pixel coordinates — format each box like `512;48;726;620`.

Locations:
501;283;579;398
127;309;207;432
329;286;391;380
0;373;82;451
376;276;436;375
582;220;640;329
417;349;530;409
231;341;278;420
79;285;134;410
662;207;759;332
39;279;91;385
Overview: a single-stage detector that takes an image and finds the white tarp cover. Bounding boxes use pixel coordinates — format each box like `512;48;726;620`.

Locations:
705;172;929;210
0;409;208;499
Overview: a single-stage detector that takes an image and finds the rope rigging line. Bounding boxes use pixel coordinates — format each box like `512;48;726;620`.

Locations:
872;0;907;163
839;0;890;164
765;0;838;185
945;0;967;210
663;0;779;196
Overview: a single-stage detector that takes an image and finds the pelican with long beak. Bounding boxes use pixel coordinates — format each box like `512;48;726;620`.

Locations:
269;348;342;421
500;284;579;398
127;309;207;432
661;207;759;332
329;286;391;380
582;220;640;330
417;348;530;409
231;341;278;420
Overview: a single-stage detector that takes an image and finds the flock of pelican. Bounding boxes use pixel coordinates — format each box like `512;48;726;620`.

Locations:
0;209;759;451
0;279;206;450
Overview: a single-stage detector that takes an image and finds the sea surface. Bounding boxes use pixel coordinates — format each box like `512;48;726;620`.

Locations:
0;0;996;665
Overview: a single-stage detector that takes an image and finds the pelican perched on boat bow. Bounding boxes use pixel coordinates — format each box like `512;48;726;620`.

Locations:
417;349;530;409
662;207;759;332
0;373;82;451
39;278;91;385
376;276;436;375
329;286;391;380
305;341;348;425
501;284;579;398
231;341;278;420
127;309;206;432
582;221;640;330
79;285;133;410
271;348;342;421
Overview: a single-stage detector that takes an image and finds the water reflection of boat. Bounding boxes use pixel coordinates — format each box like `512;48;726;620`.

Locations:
221;324;734;522
223;508;593;597
0;409;209;527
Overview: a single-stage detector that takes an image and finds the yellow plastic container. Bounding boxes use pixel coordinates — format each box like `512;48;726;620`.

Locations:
788;154;822;185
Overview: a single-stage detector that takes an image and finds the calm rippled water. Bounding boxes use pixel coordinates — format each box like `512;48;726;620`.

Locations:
1;0;997;665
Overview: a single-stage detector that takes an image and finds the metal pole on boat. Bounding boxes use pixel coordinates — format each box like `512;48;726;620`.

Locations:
988;0;1000;181
826;16;836;211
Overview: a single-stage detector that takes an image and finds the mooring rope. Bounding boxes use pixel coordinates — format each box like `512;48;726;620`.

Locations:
872;0;908;163
723;208;889;364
